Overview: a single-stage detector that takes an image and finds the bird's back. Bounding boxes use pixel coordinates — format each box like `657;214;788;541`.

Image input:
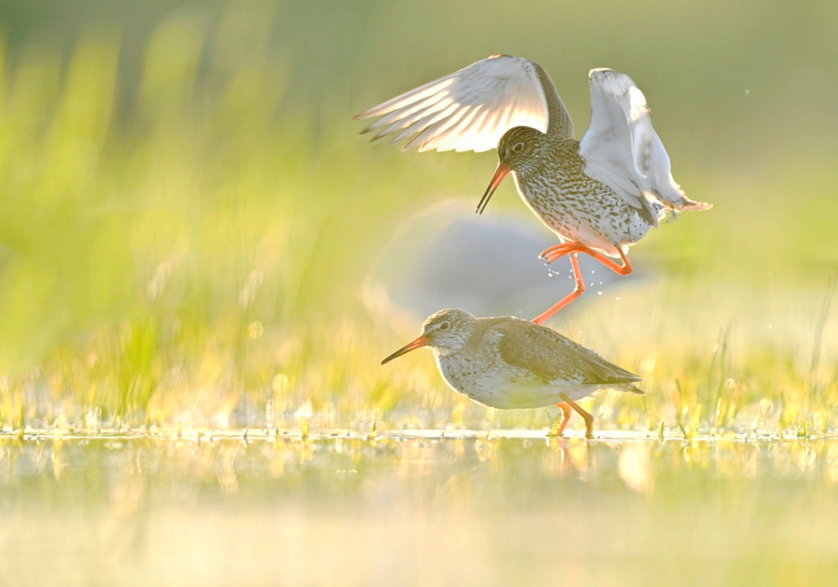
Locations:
487;317;641;388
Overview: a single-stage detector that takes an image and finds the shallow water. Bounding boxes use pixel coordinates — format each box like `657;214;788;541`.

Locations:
1;431;837;586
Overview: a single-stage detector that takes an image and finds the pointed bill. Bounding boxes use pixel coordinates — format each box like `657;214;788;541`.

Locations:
476;162;511;215
381;334;431;365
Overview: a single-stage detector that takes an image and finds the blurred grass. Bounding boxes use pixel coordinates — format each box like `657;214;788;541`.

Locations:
0;0;834;433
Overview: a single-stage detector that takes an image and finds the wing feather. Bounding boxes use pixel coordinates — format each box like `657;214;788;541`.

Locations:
360;78;456;118
453;108;491;152
494;319;641;387
355;55;551;153
580;69;711;214
417;105;472;149
363;93;448;135
396;101;459;147
369;98;448;142
428;106;479;151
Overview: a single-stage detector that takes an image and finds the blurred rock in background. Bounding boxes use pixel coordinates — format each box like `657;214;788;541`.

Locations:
364;198;652;327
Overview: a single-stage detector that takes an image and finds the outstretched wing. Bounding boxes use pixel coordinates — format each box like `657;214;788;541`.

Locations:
354;55;555;153
494;319;641;387
580;69;711;215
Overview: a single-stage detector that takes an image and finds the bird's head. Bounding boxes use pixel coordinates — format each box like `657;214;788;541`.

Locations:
476;126;546;215
381;309;477;364
498;126;545;166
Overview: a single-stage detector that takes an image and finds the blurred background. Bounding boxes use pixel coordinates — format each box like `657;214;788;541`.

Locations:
0;0;835;432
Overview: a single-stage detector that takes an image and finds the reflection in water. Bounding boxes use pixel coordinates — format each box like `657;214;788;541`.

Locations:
0;433;836;585
618;442;653;494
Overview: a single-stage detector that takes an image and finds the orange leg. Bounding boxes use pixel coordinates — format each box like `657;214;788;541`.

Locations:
559;393;594;439
541;241;633;276
532;241;633;325
547;402;573;437
532;253;584;325
539;241;583;264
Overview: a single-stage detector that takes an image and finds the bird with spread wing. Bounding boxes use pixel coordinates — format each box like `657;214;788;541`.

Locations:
355;55;711;323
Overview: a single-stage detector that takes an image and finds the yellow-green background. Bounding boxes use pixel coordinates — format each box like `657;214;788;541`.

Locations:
1;2;837;586
0;0;835;432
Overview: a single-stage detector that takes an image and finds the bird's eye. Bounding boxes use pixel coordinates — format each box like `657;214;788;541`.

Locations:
438;322;450;331
512;142;524;153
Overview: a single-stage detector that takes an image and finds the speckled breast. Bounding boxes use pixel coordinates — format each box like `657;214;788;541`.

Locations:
513;165;652;254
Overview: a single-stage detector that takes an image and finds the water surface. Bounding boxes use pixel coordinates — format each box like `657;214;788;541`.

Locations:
2;430;836;586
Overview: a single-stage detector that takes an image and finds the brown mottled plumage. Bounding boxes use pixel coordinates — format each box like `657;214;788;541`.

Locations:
381;309;643;438
356;56;712;323
483;128;660;255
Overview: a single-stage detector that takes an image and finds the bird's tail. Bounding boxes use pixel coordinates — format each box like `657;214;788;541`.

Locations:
620;383;646;395
655;187;712;212
673;195;713;212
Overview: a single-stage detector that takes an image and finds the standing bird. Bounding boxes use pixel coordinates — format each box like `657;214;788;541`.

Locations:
356;55;711;323
381;308;644;439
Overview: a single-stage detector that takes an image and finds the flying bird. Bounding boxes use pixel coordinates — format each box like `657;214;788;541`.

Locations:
356;55;711;323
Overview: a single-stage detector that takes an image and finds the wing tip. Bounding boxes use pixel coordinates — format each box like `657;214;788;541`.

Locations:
676;197;713;212
353;107;383;121
601;374;644;392
589;68;638;97
627;382;646;395
588;67;615;78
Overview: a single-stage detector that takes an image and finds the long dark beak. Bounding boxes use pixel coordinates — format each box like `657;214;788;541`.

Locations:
476;162;510;215
381;334;431;365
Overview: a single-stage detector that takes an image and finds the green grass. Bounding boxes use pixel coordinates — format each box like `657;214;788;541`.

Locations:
0;4;836;586
0;1;834;436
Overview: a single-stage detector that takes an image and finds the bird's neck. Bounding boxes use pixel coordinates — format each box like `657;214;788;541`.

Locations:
531;62;574;139
515;138;583;181
433;345;463;360
551;137;582;158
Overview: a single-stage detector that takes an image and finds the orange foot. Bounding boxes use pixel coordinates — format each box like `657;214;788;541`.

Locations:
532;242;632;325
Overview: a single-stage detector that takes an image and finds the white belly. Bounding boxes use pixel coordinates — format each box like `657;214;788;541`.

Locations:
437;354;599;409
